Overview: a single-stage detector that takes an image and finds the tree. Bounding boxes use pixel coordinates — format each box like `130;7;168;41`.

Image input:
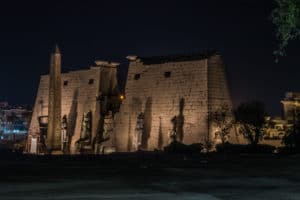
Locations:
282;112;300;149
234;101;267;145
271;0;300;60
209;104;234;144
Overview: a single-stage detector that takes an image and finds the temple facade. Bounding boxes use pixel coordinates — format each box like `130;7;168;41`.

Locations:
26;47;120;154
281;92;300;122
262;92;300;147
26;48;238;154
107;52;239;152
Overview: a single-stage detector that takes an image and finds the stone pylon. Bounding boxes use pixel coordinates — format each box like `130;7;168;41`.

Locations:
46;44;62;153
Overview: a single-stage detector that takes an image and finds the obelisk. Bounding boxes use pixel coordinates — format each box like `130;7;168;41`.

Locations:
47;44;62;154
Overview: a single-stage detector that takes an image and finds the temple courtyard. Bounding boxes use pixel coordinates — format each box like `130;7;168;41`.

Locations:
0;153;300;200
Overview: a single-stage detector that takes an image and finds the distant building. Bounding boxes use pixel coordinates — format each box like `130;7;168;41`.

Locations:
262;92;300;147
0;103;31;141
281;92;300;122
0;102;9;109
263;117;288;147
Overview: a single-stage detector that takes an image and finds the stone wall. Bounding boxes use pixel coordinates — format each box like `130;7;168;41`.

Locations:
281;92;300;122
27;62;119;154
207;54;242;144
27;52;239;154
112;52;235;152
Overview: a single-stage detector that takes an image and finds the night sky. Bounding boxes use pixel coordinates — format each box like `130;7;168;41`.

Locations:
0;0;299;116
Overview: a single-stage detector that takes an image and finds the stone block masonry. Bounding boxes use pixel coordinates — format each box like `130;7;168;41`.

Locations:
26;49;241;154
27;61;119;154
112;51;236;152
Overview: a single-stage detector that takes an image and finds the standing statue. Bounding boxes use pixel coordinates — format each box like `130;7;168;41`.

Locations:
168;99;185;143
38;116;48;153
103;111;114;140
61;115;68;152
168;116;177;143
81;112;92;139
134;112;144;151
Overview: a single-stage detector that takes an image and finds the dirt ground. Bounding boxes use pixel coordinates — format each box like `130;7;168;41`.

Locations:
0;153;299;200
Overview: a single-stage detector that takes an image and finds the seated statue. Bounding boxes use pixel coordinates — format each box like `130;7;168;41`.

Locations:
75;111;92;152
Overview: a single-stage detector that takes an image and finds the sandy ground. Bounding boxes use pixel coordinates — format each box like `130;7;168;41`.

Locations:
1;177;300;200
0;154;300;200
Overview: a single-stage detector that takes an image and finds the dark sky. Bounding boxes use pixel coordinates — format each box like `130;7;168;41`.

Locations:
0;0;299;116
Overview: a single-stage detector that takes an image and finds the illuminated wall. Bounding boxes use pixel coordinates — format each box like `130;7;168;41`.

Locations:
111;52;236;152
27;61;119;154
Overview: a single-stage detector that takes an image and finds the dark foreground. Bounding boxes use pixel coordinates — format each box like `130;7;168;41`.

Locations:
1;152;300;200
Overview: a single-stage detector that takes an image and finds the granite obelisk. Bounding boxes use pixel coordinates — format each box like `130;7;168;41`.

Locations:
47;44;62;153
